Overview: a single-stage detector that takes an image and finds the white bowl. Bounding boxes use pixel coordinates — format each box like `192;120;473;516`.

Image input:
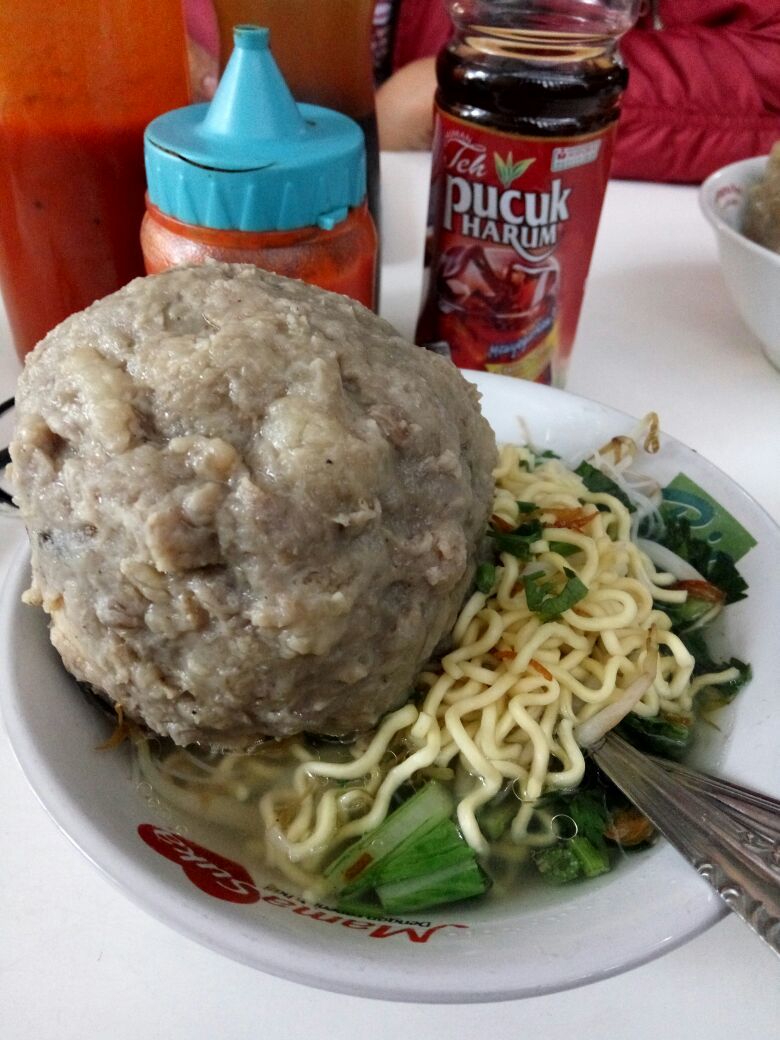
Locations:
700;155;780;370
2;374;779;1002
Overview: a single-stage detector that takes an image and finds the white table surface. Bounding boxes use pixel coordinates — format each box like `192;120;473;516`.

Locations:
0;152;778;1038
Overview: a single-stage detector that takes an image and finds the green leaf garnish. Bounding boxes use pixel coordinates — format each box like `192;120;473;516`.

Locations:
523;567;588;622
679;630;752;708
654;517;748;604
574;460;635;512
475;563;497;594
547;540;582;558
489;518;543;560
617;713;693;760
533;836;609;883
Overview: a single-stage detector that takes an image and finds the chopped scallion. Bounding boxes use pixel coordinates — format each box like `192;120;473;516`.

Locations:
475;563;497;594
575;460;636;512
523;567;588;622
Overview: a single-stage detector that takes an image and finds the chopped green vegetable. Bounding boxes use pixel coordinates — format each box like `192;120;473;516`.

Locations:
516;500;538;513
677;631;752;708
375;858;489;913
617;712;693;760
523;571;546;606
533;835;610;883
489;519;543;560
558;789;610;849
475;562;497;594
490;532;532;559
330;786;490;914
655;517;748;604
537;449;560;460
569;836;611;878
547;540;582;558
335;890;383;917
373;818;474;885
336;823;476;906
682;630;750;684
575;460;636;513
533;843;582;883
476;795;518;842
707;658;751;701
523;567;588;622
325;781;453;893
663;593;721;632
337;813;451;899
680;631;753;709
697;665;752;712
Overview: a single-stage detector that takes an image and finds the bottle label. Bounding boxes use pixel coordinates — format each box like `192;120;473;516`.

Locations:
417;109;617;384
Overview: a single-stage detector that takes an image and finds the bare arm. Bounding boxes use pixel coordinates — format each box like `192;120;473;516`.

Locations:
376;57;436;151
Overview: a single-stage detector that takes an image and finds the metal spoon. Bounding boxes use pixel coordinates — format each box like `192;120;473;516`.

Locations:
590;731;780;955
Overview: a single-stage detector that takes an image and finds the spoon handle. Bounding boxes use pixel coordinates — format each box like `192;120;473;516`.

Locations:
591;732;780;956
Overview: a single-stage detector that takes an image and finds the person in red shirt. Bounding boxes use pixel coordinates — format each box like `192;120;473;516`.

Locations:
376;0;780;183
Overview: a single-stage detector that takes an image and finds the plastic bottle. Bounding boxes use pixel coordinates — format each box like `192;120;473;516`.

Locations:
415;0;639;386
211;0;380;228
141;26;377;309
0;0;190;360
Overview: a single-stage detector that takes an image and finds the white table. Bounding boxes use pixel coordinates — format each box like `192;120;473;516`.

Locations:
0;152;778;1039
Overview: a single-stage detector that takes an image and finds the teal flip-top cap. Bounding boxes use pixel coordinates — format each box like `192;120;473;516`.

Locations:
144;25;366;232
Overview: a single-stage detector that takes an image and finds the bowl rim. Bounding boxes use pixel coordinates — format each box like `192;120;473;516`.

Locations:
699;154;780;267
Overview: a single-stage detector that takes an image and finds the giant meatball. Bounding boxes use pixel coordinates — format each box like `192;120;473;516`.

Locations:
11;263;496;747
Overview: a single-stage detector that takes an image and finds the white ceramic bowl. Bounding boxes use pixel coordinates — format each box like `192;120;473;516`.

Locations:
700;155;780;370
2;375;779;1002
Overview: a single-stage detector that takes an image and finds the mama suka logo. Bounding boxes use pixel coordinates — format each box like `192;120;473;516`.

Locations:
138;824;469;943
442;140;571;261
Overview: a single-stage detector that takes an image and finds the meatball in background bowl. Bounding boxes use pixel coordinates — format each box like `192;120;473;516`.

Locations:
10;264;496;747
700;154;780;371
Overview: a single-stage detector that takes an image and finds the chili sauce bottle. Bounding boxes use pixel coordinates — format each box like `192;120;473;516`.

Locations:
415;0;639;385
142;25;377;309
0;0;190;360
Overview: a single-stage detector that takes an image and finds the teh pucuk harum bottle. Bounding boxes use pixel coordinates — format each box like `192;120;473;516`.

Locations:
416;0;639;386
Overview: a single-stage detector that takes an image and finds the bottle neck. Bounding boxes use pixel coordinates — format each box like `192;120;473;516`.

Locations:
436;26;629;138
448;1;639;32
446;0;638;62
453;24;620;65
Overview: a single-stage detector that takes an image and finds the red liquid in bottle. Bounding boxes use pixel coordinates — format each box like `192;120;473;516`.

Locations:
416;6;634;386
0;1;190;359
0;123;151;356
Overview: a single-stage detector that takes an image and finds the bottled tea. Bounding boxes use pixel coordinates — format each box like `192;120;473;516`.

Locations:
416;0;639;385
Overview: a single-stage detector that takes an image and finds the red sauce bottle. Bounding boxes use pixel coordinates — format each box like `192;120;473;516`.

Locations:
0;1;190;360
415;0;638;386
141;26;378;309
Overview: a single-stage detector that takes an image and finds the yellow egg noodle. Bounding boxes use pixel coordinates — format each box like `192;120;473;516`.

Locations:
137;437;742;898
